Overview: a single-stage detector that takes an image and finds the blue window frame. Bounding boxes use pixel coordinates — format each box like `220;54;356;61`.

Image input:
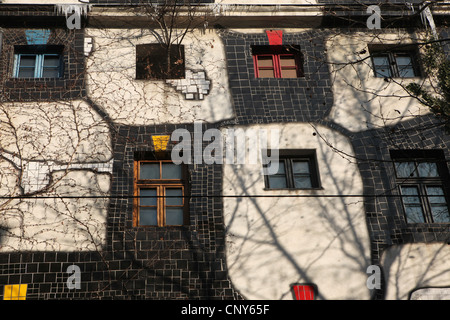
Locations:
13;46;63;79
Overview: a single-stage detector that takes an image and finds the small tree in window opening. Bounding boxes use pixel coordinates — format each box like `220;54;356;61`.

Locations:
138;0;209;79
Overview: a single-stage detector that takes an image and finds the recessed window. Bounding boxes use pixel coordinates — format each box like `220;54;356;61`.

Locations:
136;43;185;80
391;150;450;223
370;45;421;78
134;159;189;227
252;45;303;79
13;45;63;79
263;150;320;189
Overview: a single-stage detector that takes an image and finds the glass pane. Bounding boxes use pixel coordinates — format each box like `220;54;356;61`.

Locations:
257;56;274;67
294;176;312;188
426;186;447;204
281;69;298;78
140;188;157;206
268;175;287;189
165;188;183;206
166;208;184;225
373;56;391;77
280;56;296;67
395;162;417;178
293;161;310;174
140;163;160;179
19;55;36;67
272;161;285;174
43;55;60;67
161;163;182;179
401;186;421;204
395;56;412;67
258;69;275;78
405;205;425;223
139;208;158;226
397;66;415;78
42;68;60;78
17;68;35;78
417;162;439;177
373;56;389;67
430;206;450;223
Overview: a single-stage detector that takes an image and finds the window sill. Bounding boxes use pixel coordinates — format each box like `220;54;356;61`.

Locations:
263;187;324;191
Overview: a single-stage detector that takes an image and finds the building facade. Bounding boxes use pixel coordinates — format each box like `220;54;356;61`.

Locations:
0;0;449;300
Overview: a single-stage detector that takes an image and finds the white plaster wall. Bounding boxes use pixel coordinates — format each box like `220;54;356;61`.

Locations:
2;0;77;3
0;169;110;252
381;243;450;300
223;123;371;300
326;32;432;132
0;99;112;252
85;28;234;126
0;100;111;163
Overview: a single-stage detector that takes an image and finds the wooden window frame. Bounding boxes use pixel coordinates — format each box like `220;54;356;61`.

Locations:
133;160;189;227
391;150;450;224
252;45;303;79
263;149;321;190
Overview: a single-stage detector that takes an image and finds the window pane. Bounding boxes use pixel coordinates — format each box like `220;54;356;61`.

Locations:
280;56;296;67
405;206;426;223
19;55;36;67
292;161;310;174
139;208;158;225
426;186;446;204
271;161;285;174
294;176;312;188
257;56;274;67
162;163;182;179
165;188;183;206
259;69;275;78
140;163;160;179
42;68;60;78
395;55;415;77
430;206;450;223
373;56;391;77
401;186;421;204
43;55;60;67
140;188;157;206
166;208;184;225
281;69;298;78
395;162;417;178
417;162;439;177
401;186;425;223
268;176;287;189
17;68;35;78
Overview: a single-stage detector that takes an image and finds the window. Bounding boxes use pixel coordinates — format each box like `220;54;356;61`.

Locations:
252;45;303;79
134;159;189;226
263;150;321;189
3;284;27;300
291;284;317;300
370;45;421;78
136;43;185;80
391;150;450;224
13;45;63;78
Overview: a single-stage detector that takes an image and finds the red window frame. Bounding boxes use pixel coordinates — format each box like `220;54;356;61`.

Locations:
291;283;317;300
253;51;302;79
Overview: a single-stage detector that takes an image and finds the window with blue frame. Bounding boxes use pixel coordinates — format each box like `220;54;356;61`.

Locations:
13;45;63;79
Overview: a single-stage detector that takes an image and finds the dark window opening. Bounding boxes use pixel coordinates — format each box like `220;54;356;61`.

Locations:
136;43;185;80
